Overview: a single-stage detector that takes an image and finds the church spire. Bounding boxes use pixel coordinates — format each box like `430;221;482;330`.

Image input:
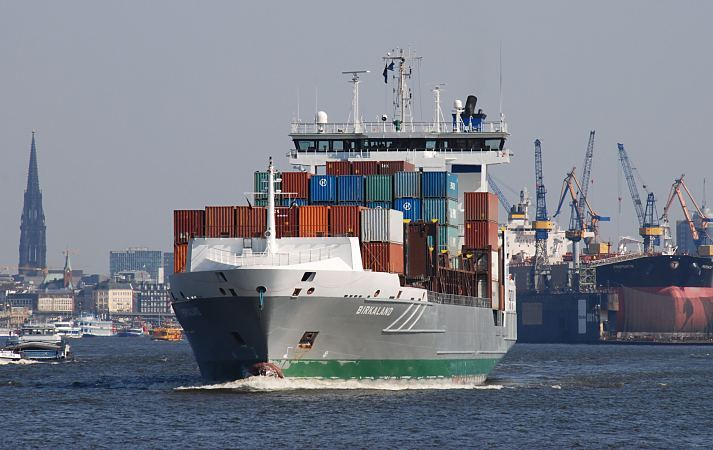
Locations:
18;131;47;277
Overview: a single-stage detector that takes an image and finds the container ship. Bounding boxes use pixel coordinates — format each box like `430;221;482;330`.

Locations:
169;49;517;383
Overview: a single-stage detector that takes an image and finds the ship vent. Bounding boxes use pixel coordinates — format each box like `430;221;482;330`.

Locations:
301;272;316;282
298;331;318;349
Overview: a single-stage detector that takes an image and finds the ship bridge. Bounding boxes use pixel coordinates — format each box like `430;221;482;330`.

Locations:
287;49;510;196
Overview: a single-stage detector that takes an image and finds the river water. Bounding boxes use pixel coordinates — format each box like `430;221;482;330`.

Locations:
1;338;710;448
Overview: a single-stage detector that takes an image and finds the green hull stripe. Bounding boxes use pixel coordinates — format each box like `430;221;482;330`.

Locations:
274;358;500;379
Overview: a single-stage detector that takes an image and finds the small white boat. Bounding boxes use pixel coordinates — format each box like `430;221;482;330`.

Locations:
0;349;21;361
51;321;83;339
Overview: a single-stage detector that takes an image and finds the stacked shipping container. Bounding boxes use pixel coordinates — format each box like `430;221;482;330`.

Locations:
463;192;499;249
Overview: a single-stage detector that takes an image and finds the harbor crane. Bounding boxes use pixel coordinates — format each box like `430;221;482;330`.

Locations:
578;131;595;250
661;174;713;255
532;139;553;292
617;143;663;253
554;168;610;271
487;173;513;217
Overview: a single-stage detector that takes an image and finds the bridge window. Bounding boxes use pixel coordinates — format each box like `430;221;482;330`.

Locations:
485;138;503;151
332;140;344;151
317;140;330;151
296;140;315;151
426;140;437;150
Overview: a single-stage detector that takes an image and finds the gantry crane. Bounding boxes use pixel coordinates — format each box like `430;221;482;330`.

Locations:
617;143;663;253
532;139;553;291
661;174;713;255
487;173;513;217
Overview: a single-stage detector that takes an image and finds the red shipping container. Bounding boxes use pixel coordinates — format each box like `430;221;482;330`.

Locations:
464;192;499;222
235;206;266;238
464;220;499;249
361;242;405;274
174;243;188;273
330;205;363;237
174;209;205;244
275;206;299;238
205;206;236;237
326;161;352;176
298;205;330;237
378;160;415;175
281;172;311;199
351;160;379;175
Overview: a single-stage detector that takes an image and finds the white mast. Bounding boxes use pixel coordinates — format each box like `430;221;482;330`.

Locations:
383;48;421;131
342;70;369;133
266;157;278;254
432;84;445;133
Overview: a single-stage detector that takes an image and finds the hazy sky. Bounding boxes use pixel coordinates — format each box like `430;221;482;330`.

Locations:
2;1;713;274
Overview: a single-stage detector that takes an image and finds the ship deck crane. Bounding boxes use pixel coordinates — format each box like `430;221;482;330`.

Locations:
661;174;713;255
617;143;662;253
532;139;553;291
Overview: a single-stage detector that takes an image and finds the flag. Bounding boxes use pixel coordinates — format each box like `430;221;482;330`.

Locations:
382;62;395;83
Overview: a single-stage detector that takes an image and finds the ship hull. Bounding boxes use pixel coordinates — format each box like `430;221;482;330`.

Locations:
172;293;514;383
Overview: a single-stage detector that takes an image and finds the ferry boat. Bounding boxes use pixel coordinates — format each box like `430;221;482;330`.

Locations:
5;323;71;360
117;327;145;337
77;315;115;337
51;320;83;338
151;327;183;341
170;50;517;382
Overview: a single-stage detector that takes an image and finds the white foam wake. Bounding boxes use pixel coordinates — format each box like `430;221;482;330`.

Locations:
176;376;503;392
0;358;38;366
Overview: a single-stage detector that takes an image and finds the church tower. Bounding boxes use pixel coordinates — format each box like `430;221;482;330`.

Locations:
18;131;47;276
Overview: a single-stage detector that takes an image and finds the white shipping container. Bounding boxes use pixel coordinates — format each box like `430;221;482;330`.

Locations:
360;208;404;244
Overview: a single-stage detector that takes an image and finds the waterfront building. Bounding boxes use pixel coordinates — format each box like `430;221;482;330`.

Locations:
163;252;174;280
36;292;74;314
109;248;163;281
18;131;47;277
137;283;171;314
94;281;133;314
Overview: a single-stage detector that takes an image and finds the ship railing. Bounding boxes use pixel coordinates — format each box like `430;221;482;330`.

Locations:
207;247;333;267
585;252;646;267
290;121;507;135
427;291;491;309
287;147;509;160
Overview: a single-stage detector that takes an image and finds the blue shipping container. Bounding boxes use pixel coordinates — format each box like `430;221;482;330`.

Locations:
422;198;459;225
421;172;458;199
367;201;392;209
337;175;365;203
394;172;421;198
394;198;422;221
309;175;337;203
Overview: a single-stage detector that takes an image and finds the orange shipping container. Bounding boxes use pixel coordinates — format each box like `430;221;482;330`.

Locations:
174;243;188;273
174;209;205;244
330;205;363;237
464;220;499;249
464;192;499;222
361;242;405;274
235;206;266;238
326;161;351;176
378;160;415;175
281;172;311;199
351;160;379;175
298;205;330;237
275;206;299;238
205;206;236;238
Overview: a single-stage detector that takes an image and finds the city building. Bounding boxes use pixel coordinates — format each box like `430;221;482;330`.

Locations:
18;131;47;277
109;248;163;282
36;292;74;314
137;283;172;314
676;208;713;255
6;292;37;310
94;281;134;314
163;252;174;280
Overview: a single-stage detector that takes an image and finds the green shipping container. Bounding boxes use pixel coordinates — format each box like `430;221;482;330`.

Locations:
427;225;460;254
254;171;281;201
365;174;393;202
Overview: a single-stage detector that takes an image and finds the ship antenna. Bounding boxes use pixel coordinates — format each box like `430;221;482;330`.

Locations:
342;70;370;133
432;84;445;132
265;157;278;254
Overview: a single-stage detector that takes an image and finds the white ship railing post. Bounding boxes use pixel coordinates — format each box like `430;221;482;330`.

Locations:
266;157;278;255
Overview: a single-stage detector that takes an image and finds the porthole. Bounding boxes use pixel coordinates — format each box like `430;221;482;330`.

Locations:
374;290;380;297
307;287;315;295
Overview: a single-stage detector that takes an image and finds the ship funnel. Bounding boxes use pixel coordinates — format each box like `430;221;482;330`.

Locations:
464;95;478;117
